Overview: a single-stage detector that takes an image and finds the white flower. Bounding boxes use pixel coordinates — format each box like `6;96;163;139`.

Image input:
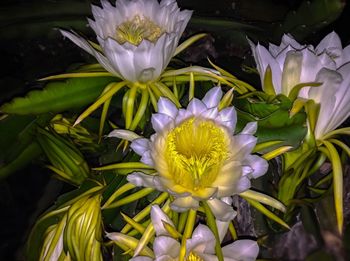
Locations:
312;63;350;139
130;205;259;261
249;32;340;97
60;0;192;83
250;32;350;139
126;87;268;220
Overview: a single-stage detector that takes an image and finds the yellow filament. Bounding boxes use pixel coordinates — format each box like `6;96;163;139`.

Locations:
164;118;229;191
115;15;164;45
186;252;204;261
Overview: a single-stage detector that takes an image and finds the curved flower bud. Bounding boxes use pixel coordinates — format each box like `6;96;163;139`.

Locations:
131;206;259;261
127;87;268;220
60;0;192;84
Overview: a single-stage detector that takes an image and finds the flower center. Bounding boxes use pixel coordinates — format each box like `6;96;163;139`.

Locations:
186;252;204;261
115;15;164;46
164;118;229;191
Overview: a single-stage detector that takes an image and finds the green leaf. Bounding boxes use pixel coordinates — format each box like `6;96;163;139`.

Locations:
234;94;307;151
273;0;345;40
1;77;115;115
0;114;52;179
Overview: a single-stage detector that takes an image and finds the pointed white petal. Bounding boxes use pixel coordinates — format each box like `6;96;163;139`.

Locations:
202;87;223;108
140;150;154;166
222;240;259;261
244;155;269;179
151;113;174;133
187;98;207;115
187;224;216;255
127;172;164;191
240;121;257;135
218;107;237;132
236;176;251;193
153;236;180;258
207;198;236;221
201;107;219;119
151;205;175;236
316;31;342;57
216;219;230;243
158;97;178;118
131;138;151;156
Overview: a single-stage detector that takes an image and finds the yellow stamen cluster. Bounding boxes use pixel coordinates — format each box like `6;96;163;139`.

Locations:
186;252;204;261
115;15;164;46
165;118;229;191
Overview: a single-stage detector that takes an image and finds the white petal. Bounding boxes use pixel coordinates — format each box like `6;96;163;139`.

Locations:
280;34;304;50
281;50;303;96
316;31;342;57
131;138;151;156
231;134;257;160
218;107;237;132
201;107;219;120
202;87;223;108
244;155;269;179
140;151;154;166
253;43;282;94
151;205;175;236
207;198;236;221
151;113;174;133
299;48;336;85
236;176;251;193
60;30;121;77
187;98;207;115
158;97;178;118
104;38;138;82
309;67;341;103
108;129;141;141
127;172;164;191
323;63;350;134
216;219;230;243
170;196;199;212
153;236;180;258
175;109;193;124
187;224;216;255
240;122;257;135
222;240;259;261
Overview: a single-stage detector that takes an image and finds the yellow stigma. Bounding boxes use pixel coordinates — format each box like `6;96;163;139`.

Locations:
115;15;164;46
164;118;229;191
186;252;204;261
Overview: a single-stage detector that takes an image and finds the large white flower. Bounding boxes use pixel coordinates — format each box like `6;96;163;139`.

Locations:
60;0;192;83
249;32;340;97
129;205;259;261
250;32;350;139
126;87;268;220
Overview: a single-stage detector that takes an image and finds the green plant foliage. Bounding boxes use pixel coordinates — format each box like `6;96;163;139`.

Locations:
1;77;115;115
234;94;307;151
36;127;90;185
26;179;104;261
0;114;52;179
273;0;345;40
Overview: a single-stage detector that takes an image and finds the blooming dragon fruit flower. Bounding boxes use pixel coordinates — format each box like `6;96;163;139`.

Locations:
126;87;268;220
60;0;192;84
250;32;350;140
